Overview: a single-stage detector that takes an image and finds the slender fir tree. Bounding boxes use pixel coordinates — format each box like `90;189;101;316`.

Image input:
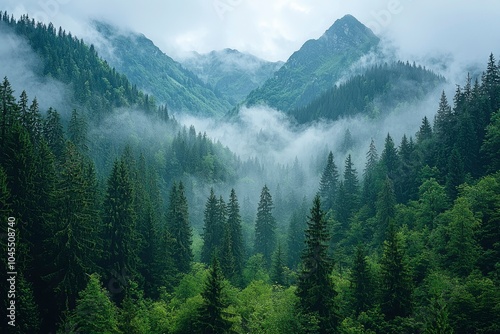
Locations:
195;257;232;334
254;185;276;267
319;151;339;212
296;195;340;334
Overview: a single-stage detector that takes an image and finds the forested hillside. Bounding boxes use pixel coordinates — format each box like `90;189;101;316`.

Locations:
92;21;234;117
243;14;380;112
291;61;445;123
1;11;500;334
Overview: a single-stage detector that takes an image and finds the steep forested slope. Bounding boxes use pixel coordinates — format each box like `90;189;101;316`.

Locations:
292;61;446;123
243;14;380;112
93;21;233;117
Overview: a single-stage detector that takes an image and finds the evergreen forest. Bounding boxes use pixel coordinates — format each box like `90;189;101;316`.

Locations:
1;11;500;334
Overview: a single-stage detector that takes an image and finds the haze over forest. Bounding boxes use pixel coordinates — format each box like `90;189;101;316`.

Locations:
1;2;499;334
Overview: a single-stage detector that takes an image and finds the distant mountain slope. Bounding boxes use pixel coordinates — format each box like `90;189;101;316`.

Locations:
92;21;233;117
291;61;446;123
181;49;283;104
0;13;152;117
242;14;380;112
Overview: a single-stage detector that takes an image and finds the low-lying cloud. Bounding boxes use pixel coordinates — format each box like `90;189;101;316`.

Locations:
0;24;70;113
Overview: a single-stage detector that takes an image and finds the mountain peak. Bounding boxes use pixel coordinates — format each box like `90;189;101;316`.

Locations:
243;15;379;112
321;14;378;46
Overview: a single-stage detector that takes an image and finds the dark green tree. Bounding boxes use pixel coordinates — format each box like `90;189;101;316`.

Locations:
351;244;374;315
376;177;396;244
102;158;140;298
296;195;340;334
67;109;88;154
445;147;465;200
271;243;286;286
226;189;244;279
166;181;193;274
43;107;65;160
195;257;232;334
380;133;400;182
335;154;359;229
481;109;500;173
45;142;101;318
254;185;277;267
287;198;308;269
319;151;339;212
380;222;413;320
362;139;380;214
201;188;223;264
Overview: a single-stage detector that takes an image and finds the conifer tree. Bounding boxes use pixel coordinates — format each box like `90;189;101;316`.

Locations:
380;222;412;320
286;199;308;269
296;195;340;333
376;177;396;244
201;188;223;264
319;151;339;212
227;189;244;273
68;109;88;154
0;77;18;146
336;155;359;229
254;185;277;267
351;244;374;316
43;107;65;160
271;243;286;286
445;147;465;200
381;133;400;182
481;109;500;173
102;158;139;298
196;257;232;334
362;139;379;213
220;222;236;280
167;181;193;274
63;274;121;334
46;142;101;316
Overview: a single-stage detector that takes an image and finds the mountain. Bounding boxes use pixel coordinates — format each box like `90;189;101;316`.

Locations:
242;14;380;112
92;21;233;117
181;49;283;104
291;61;446;123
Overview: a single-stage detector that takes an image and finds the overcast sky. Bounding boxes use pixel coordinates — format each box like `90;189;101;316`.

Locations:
3;0;500;65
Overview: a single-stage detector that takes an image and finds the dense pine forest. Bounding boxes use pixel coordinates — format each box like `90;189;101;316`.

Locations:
1;12;500;334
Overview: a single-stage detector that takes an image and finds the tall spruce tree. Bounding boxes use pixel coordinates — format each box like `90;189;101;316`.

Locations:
45;142;101;320
201;188;223;264
226;189;244;279
351;244;374;316
166;181;193;274
287;198;308;269
102;158;140;298
296;195;340;334
195;257;232;334
336;154;359;229
319;151;339;212
254;185;277;267
380;222;413;320
362;139;380;214
270;243;286;286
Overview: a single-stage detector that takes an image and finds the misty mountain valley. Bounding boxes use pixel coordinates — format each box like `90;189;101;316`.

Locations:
1;5;500;334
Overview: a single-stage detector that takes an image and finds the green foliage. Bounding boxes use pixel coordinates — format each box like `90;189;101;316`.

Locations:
167;182;193;274
62;273;121;334
297;195;340;333
380;223;413;320
254;185;277;267
245;15;380;112
195;258;233;334
292;61;444;123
